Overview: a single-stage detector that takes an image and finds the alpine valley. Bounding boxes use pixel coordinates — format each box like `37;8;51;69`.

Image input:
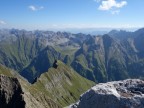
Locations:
1;28;144;108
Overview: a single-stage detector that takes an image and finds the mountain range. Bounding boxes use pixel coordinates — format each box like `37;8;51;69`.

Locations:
1;28;144;83
0;28;144;107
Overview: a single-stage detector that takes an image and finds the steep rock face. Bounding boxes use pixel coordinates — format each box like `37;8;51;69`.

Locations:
0;75;25;108
71;79;144;108
72;35;129;82
108;30;132;40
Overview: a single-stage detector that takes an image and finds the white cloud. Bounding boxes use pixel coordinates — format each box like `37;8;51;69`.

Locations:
98;0;127;11
0;20;6;25
28;5;44;11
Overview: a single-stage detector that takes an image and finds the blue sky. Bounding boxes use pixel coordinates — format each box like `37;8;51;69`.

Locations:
0;0;144;30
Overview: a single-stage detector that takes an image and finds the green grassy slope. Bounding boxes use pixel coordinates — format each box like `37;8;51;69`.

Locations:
0;64;13;76
33;60;95;107
0;62;94;107
0;35;45;71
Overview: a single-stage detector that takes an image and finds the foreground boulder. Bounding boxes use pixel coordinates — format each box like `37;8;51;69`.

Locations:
71;79;144;108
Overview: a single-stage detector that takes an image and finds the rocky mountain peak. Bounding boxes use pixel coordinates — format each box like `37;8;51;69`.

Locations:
71;79;144;108
53;60;58;69
134;28;144;37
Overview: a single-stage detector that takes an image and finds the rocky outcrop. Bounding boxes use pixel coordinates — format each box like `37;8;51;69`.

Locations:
0;75;25;108
71;79;144;108
53;60;58;69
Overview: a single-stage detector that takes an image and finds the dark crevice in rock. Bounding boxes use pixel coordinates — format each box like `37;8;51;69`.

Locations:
0;75;26;108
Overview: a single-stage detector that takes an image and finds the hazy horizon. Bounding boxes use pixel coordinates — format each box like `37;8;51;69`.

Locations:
0;0;143;31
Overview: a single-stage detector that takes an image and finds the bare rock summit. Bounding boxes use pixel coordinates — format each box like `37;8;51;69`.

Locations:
71;79;144;108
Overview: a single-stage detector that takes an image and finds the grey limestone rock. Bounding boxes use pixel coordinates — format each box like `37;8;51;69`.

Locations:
71;79;144;108
0;75;25;108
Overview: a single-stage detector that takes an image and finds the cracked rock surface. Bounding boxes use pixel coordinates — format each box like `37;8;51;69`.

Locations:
0;75;25;108
71;79;144;108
